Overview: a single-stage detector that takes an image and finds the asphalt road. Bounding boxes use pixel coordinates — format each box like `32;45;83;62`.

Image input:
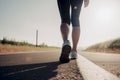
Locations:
79;52;120;63
0;51;61;66
1;51;120;67
0;51;120;80
0;51;61;80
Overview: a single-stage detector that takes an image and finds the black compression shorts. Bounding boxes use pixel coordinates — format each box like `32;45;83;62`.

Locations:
57;0;83;27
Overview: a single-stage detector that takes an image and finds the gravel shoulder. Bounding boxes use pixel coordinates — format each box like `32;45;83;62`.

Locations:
95;63;120;78
50;60;84;80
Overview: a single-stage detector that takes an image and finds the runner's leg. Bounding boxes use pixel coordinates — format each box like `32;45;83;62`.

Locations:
71;0;83;51
57;0;70;42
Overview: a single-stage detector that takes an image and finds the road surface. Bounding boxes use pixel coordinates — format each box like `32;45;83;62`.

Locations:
0;51;61;66
79;52;120;63
0;51;83;80
0;51;120;80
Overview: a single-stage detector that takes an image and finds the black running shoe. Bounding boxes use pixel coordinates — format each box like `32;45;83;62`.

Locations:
59;40;71;63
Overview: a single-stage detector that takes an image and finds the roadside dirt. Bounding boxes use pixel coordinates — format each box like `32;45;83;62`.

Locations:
50;60;84;80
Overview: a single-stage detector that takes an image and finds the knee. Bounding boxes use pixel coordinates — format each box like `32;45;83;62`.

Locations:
61;18;70;26
61;23;70;28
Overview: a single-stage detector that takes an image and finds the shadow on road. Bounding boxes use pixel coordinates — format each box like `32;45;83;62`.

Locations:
0;61;60;80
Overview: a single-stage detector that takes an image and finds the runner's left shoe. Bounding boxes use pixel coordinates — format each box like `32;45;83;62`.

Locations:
59;40;71;63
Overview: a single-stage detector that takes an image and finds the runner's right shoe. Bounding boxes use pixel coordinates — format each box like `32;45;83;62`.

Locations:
70;51;78;59
59;40;71;63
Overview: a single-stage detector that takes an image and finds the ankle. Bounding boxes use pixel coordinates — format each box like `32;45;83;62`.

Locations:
71;49;77;52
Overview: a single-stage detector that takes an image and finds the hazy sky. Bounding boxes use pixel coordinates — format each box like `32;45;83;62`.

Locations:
0;0;120;48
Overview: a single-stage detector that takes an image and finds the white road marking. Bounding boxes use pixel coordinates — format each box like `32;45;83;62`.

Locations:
77;54;120;80
6;66;46;76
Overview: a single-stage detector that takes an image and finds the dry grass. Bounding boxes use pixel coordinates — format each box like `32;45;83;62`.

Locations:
0;44;60;54
85;38;120;54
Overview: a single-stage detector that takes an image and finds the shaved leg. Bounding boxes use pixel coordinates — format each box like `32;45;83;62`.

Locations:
72;27;80;51
60;23;70;42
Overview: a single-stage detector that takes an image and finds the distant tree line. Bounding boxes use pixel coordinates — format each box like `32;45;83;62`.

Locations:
0;38;48;47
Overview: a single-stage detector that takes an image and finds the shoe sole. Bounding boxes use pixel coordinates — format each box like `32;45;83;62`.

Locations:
59;45;71;63
71;58;77;60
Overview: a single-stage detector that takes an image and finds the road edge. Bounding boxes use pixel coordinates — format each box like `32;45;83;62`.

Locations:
76;54;120;80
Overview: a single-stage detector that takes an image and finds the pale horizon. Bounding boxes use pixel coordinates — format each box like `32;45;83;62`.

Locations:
0;0;120;48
